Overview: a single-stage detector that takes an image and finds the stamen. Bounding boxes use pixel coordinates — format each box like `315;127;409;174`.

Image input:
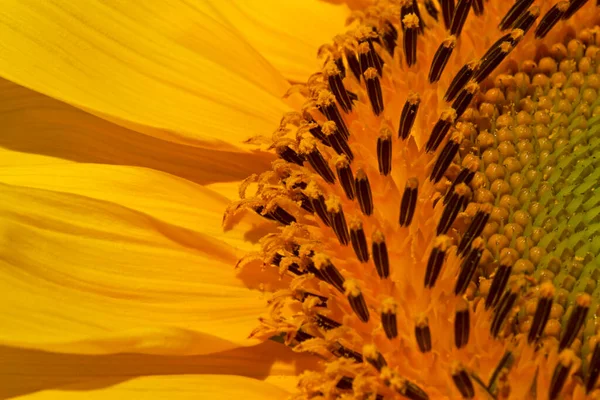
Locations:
472;0;484;16
377;128;392;176
270;205;297;225
441;0;456;31
355;169;374;216
485;258;513;309
364;67;384;116
487;351;514;394
294;329;314;343
527;282;555;344
426;108;457;153
563;0;589;19
305;116;330;146
403;13;420;67
335;155;355;200
451;81;479;118
558;293;591;351
587;338;600;392
344;279;370;322
444;60;478;101
336;376;353;390
350;218;370;262
401;380;430;400
317;90;351;140
437;182;470;235
381;297;398;339
322;120;354;161
498;0;534;30
381;21;399;55
431;132;460;183
454;237;484;295
372;230;390;279
454;299;470;348
444;156;478;205
306;181;331;226
331;342;363;363
334;57;346;79
300;138;336;184
277;145;305;166
474;39;519;84
450;0;472;37
364;344;388;371
490;283;519;338
326;196;350;246
457;203;491;255
399;177;419;227
325;61;354;113
429;36;456;83
424;235;451;288
398;92;421;139
535;1;569;39
425;0;439;21
415;314;432;352
313;253;346;293
357;39;383;77
451;363;475;398
301;292;328;307
512;6;540;34
345;50;362;81
315;314;342;330
549;350;576;400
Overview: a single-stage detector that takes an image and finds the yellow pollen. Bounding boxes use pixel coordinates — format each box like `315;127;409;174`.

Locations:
343;279;362;297
402;13;420;29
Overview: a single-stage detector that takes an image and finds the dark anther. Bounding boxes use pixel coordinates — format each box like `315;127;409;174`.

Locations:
431;136;460;183
563;0;589;19
355;169;374;216
559;293;591;351
587;341;600;392
301;292;328;307
327;198;350;246
549;351;575;400
425;0;439;21
381;299;398;339
277;145;305;166
305;144;336;184
315;314;342;331
318;91;351;140
335;57;346;79
401;380;430;400
490;285;519;338
485;261;512;310
415;316;432;352
424;236;449;288
358;39;383;77
336;376;354;390
487;351;515;394
498;0;534;30
513;6;540;35
322;121;354;161
450;0;472;36
412;0;426;32
436;183;469;235
372;230;390;279
425;109;457;153
441;0;455;30
454;301;470;348
297;193;314;213
294;329;314;343
270;206;297;225
451;81;479;118
444;161;476;205
527;282;554;344
346;51;362;81
429;36;456;83
345;280;370;322
326;62;354;113
399;177;419;226
377;128;392;175
382;21;398;55
444;60;477;101
350;219;370;263
457;205;490;255
472;0;484;16
474;35;520;83
305;117;330;146
309;190;331;226
451;365;475;398
535;1;568;38
335;155;355;200
331;343;364;363
403;14;419;67
454;238;484;295
364;346;388;371
314;254;346;293
365;67;384;115
398;92;421;139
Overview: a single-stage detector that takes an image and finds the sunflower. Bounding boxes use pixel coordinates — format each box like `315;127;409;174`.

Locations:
2;0;600;399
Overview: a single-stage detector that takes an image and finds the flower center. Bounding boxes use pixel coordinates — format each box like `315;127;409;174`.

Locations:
226;1;600;399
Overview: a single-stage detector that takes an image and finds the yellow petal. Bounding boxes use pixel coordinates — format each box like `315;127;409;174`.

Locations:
0;181;264;355
213;0;350;82
10;375;290;400
0;1;291;150
0;78;274;183
1;340;316;399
